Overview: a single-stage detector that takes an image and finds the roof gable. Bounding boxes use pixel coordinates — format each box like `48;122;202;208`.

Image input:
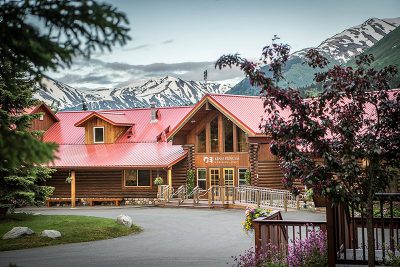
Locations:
25;103;59;122
74;111;133;127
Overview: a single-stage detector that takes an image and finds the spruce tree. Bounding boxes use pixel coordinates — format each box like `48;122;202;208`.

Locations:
0;0;130;214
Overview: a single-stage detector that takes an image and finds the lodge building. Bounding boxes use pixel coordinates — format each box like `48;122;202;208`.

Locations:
30;94;288;205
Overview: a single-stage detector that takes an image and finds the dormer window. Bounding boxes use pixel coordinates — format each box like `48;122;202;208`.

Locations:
93;127;104;143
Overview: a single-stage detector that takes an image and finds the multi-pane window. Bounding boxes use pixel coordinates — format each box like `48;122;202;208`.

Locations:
125;170;151;187
238;168;248;185
210;117;219;152
197;168;207;190
197;128;206;153
223;117;234;152
237;127;248;152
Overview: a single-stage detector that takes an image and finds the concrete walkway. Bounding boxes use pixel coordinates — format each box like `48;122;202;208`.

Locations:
0;207;325;267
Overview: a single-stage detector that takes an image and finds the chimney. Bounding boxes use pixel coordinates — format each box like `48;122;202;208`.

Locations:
150;102;158;123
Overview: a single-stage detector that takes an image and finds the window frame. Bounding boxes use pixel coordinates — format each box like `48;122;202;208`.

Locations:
196;128;207;153
123;169;152;188
93;126;105;144
197;168;207;190
238;168;248;186
39;113;44;121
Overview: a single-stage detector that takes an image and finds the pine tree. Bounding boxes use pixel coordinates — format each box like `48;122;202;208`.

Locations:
0;0;130;214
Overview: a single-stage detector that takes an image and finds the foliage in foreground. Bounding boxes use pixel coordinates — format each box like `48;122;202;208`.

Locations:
216;41;399;266
0;213;141;251
232;230;327;267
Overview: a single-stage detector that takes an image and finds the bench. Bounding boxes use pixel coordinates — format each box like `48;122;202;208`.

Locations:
47;198;78;207
84;198;122;206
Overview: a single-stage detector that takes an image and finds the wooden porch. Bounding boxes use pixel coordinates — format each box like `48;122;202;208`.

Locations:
252;193;400;266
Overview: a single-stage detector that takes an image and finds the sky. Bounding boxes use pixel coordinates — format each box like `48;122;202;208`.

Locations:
47;0;400;89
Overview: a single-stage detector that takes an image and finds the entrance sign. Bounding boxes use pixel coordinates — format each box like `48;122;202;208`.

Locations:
203;156;239;165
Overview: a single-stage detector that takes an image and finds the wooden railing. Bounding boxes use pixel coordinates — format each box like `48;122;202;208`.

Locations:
204;185;298;211
253;211;327;255
327;193;400;266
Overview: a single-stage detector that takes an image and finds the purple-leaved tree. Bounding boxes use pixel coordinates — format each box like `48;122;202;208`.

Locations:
216;43;400;267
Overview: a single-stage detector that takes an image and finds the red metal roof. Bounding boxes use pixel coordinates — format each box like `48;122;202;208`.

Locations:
49;143;186;168
74;111;134;127
44;106;192;144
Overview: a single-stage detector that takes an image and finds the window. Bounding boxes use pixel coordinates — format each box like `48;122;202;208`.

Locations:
125;170;151;187
197;128;206;153
237;127;248;152
197;168;206;190
93;127;104;143
223;116;233;152
238;168;248;185
39;113;44;121
210;117;219;152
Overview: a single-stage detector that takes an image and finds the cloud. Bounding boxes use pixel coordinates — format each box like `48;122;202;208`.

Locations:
121;44;151;51
48;58;244;89
161;39;174;44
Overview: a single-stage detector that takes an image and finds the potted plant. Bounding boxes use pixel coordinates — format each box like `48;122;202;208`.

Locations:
305;188;326;207
154;177;164;186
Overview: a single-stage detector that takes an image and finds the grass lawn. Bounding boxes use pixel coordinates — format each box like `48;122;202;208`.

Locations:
0;213;142;251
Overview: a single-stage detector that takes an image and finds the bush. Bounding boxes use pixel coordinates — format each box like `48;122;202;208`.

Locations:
232;230;328;267
186;169;195;194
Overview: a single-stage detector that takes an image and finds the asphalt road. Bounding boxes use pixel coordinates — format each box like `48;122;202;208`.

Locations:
0;207;325;267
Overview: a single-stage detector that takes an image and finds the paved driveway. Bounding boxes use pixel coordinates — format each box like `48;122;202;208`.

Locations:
0;207;325;267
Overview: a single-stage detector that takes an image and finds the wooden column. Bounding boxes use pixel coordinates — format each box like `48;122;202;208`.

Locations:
70;170;76;208
167;168;172;187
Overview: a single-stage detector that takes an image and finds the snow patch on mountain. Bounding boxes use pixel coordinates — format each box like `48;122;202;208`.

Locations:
292;17;400;62
35;76;231;111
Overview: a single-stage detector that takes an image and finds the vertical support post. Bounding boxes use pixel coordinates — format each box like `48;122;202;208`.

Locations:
270;191;273;206
208;188;212;207
326;201;336;267
167;168;172;187
257;190;261;207
254;220;261;254
70;170;76;208
284;193;288;212
296;195;300;210
221;187;225;205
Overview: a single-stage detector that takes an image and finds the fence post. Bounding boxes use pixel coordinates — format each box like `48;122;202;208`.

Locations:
254;220;262;255
284;193;288;212
269;191;273;207
326;201;336;267
257;190;261;207
208;188;211;207
296;195;300;210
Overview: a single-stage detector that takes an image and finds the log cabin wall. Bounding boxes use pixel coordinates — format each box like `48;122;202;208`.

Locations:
172;158;187;190
84;117;127;144
47;169;167;199
29;105;57;131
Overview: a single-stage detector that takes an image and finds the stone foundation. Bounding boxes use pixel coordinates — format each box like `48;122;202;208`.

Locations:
123;198;156;206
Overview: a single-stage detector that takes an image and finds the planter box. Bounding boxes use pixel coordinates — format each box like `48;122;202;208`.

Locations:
313;195;326;207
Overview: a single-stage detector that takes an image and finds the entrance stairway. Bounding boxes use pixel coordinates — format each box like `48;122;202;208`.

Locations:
156;185;301;210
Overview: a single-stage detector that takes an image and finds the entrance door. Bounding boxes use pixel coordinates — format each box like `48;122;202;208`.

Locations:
223;168;235;199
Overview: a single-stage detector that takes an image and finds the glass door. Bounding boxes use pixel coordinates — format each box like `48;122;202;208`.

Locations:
223;168;235;199
209;168;220;200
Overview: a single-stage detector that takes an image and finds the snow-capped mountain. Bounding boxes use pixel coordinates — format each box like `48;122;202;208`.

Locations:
35;76;231;110
228;17;400;94
293;17;400;63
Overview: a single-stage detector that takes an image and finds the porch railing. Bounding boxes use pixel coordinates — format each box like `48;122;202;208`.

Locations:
253;211;327;256
157;185;173;203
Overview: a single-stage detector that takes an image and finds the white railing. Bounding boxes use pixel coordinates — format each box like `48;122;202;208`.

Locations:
172;185;187;205
187;186;200;204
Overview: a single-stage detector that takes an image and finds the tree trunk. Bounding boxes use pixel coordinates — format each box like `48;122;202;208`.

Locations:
366;201;375;267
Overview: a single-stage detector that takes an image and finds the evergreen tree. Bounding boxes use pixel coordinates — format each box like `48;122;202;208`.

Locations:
82;99;88;111
0;0;130;213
